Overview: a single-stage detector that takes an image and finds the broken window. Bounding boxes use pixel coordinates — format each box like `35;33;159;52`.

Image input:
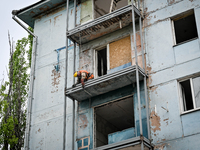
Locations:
94;0;128;19
173;12;198;45
94;96;134;147
94;36;132;77
179;76;200;112
95;47;107;77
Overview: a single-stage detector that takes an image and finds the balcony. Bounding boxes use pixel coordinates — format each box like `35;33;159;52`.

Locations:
65;65;146;101
67;5;141;44
92;136;152;150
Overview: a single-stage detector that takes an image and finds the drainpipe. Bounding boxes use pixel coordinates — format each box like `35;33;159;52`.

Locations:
12;15;38;150
64;0;69;149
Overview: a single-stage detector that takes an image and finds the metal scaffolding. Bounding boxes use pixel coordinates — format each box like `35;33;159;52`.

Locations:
65;0;152;150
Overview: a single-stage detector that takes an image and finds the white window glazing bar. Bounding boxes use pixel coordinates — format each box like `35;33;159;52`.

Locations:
107;44;110;71
171;20;176;45
178;82;185;112
190;78;196;109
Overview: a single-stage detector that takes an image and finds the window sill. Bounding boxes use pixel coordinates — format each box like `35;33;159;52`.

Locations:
173;37;198;47
181;107;200;115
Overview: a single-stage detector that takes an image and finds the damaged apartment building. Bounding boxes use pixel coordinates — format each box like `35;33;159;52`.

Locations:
12;0;200;149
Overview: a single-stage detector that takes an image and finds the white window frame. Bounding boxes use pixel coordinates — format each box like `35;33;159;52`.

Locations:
171;19;176;45
93;44;109;78
178;76;200;114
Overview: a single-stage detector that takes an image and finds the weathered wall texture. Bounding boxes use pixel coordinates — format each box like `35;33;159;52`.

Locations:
77;84;147;149
30;4;67;150
30;1;81;149
28;0;200;149
144;0;200;149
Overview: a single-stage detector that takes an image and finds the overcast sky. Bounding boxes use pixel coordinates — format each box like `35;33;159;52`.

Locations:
0;0;40;82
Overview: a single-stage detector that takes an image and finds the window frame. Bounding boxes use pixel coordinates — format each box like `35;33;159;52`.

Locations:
178;76;200;115
171;9;198;46
94;44;110;78
93;94;134;148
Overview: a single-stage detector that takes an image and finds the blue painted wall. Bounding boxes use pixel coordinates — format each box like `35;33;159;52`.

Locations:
145;0;200;149
77;83;148;148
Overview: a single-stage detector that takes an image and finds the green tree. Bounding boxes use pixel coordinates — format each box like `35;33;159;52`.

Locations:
0;28;33;150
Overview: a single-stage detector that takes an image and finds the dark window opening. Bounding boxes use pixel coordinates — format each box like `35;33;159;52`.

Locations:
180;80;194;111
97;48;107;76
94;97;134;147
94;0;128;19
174;13;198;44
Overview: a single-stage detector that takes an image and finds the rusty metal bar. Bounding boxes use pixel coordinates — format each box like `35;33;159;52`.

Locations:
131;1;144;150
139;9;150;140
64;0;69;149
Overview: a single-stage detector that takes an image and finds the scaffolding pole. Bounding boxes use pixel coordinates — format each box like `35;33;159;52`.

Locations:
131;0;144;150
72;1;77;150
63;0;69;149
139;14;150;140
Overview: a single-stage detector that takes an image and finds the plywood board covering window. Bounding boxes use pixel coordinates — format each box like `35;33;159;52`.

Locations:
109;36;132;69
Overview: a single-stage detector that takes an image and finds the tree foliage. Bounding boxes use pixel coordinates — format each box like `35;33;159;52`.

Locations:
0;28;33;150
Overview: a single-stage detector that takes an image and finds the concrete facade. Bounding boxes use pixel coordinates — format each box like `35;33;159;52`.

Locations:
145;0;200;149
13;0;200;149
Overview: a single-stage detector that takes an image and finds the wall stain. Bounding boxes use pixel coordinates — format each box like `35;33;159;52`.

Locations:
150;111;161;132
150;86;158;92
51;69;61;93
39;5;50;11
54;14;62;26
163;118;169;121
71;8;73;15
168;0;175;5
79;114;88;129
154;143;166;150
39;139;44;146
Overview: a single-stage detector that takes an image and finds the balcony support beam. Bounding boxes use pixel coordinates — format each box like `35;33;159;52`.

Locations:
131;0;144;150
63;0;69;149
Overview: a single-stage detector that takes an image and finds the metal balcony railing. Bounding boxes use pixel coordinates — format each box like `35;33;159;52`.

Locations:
65;65;146;101
67;5;141;44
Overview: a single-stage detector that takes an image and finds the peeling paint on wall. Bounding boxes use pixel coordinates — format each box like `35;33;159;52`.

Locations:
51;69;61;93
79;114;89;129
54;14;62;26
154;143;167;150
150;111;161;133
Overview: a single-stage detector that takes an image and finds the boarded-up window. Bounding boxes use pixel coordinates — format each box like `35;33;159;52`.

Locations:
109;36;132;69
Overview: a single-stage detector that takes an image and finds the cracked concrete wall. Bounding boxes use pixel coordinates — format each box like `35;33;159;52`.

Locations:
144;0;200;149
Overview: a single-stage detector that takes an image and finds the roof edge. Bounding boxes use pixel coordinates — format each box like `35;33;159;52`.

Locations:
12;0;48;16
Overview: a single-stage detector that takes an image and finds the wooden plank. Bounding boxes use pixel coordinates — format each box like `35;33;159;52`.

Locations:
109;36;132;69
